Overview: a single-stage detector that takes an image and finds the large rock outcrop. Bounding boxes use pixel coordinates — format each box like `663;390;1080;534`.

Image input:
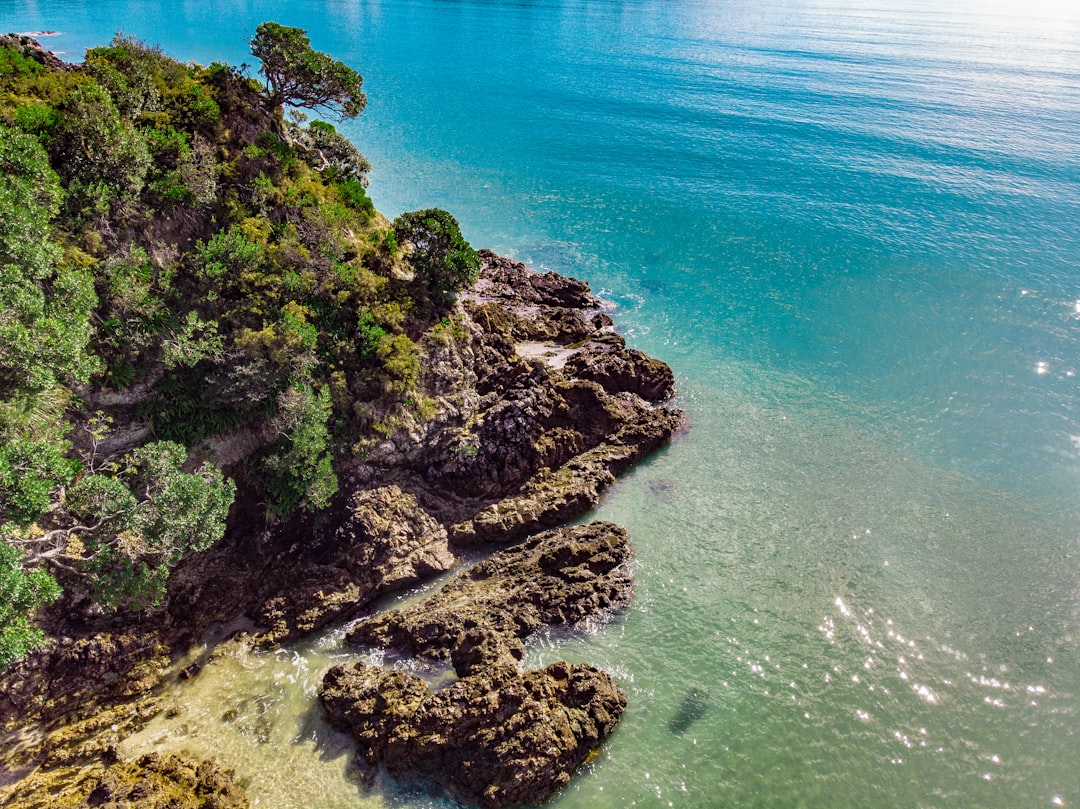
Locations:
349;521;633;676
320;660;625;809
253;485;454;644
563;343;676;402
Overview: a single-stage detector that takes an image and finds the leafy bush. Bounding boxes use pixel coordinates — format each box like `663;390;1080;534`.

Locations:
0;43;44;79
335;178;374;219
0;439;75;526
0;123;97;394
262;385;338;516
52;83;151;215
393;208;480;308
303;119;371;184
0;543;60;669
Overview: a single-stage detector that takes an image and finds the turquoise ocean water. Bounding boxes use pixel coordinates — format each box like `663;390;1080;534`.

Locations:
4;1;1080;806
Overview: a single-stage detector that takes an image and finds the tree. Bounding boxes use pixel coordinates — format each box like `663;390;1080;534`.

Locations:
0;123;97;396
53;83;152;209
393;209;480;307
0;542;60;669
250;22;366;120
4;441;234;613
69;441;235;608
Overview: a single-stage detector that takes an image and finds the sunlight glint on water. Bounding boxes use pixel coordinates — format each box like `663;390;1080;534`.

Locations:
3;0;1079;806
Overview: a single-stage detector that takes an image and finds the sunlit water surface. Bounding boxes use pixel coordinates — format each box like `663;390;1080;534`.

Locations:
4;0;1080;806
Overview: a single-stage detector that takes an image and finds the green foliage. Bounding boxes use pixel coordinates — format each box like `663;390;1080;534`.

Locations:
393;208;480;308
234;303;320;386
250;22;366;119
0;123;61;281
69;441;235;609
356;310;388;357
86;39;162;118
0;123;98;394
300;119;371;185
0;543;60;670
12;102;58;136
144;125;218;207
254;130;299;172
376;333;421;397
52;82;152;215
194;224;266;300
85;35;220;129
335;179;374;219
0;45;89;106
0;439;75;526
377;227;398;256
0;43;45;79
137;368;245;444
160;311;223;369
0;30;494;665
262;386;338;516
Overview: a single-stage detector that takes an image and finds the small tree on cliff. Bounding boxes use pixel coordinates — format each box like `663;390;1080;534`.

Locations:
249;22;366;121
393;208;480;308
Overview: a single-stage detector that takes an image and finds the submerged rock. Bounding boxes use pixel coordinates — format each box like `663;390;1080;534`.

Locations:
348;521;634;676
320;660;625;809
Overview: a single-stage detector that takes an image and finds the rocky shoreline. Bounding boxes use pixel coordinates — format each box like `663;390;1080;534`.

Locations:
0;251;682;807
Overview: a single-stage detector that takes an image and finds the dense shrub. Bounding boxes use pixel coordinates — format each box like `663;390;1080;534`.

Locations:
393;208;480;308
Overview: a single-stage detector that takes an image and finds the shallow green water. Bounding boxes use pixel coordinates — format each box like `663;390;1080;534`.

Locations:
6;0;1080;805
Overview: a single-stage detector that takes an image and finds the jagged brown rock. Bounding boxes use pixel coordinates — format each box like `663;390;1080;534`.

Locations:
253;485;454;644
320;660;625;809
349;521;633;676
1;752;248;809
564;343;676;401
317;662;428;773
0;632;169;730
449;400;682;547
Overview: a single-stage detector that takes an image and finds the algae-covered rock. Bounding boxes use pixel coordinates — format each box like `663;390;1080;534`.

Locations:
318;662;429;773
0;631;170;731
450;404;682;547
348;521;633;676
0;752;248;809
563;343;676;402
320;660;625;809
254;485;454;644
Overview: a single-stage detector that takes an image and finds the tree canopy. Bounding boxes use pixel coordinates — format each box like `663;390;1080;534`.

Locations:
250;22;366;119
393;208;480;308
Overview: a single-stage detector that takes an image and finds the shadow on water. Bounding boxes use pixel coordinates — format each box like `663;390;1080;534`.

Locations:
668;686;710;734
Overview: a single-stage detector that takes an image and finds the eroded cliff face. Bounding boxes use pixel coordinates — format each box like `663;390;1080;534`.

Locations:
0;252;683;808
